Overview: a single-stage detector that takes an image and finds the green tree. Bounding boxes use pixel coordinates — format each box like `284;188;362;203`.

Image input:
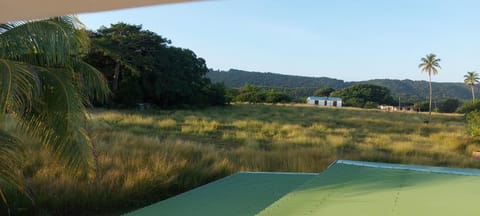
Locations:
330;84;394;108
464;71;479;102
418;53;441;121
313;87;335;96
0;16;109;207
85;23;218;108
439;98;460;113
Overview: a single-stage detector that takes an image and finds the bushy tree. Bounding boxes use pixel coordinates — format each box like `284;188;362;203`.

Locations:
85;23;223;108
235;84;291;104
466;111;480;138
414;101;430;112
456;101;480;114
265;89;291;103
313;87;335;96
439;98;460;113
330;84;394;108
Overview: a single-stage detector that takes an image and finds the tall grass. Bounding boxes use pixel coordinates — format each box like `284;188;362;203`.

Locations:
2;104;478;215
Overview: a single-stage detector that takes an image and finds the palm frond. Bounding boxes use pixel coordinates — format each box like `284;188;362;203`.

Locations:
17;67;93;172
0;129;27;209
74;61;110;104
0;16;88;67
0;59;39;117
0;16;109;208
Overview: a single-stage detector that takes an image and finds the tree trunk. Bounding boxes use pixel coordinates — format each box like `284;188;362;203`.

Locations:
112;59;120;91
472;85;475;102
428;72;432;121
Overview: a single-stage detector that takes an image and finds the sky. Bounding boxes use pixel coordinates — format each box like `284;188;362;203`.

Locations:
78;0;480;82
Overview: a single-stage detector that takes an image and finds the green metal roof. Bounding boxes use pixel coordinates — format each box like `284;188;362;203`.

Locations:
127;160;480;216
125;172;317;216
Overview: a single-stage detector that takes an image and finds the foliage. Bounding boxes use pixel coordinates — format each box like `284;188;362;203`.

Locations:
313;87;335;96
1;104;475;215
0;16;109;208
330;84;394;108
456;101;480;114
207;69;346;88
418;53;441;118
85;23;225;108
466;111;480;138
464;71;479;102
439;98;460;113
234;84;291;103
414;101;430;112
208;70;476;101
364;101;379;109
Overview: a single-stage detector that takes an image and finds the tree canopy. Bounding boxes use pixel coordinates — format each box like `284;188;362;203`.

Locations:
464;71;479;102
85;23;227;108
330;84;394;108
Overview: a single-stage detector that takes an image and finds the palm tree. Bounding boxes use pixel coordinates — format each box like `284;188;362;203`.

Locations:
464;71;479;102
418;53;441;121
0;16;109;206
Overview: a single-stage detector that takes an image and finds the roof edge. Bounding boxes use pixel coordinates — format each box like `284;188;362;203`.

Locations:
334;160;480;176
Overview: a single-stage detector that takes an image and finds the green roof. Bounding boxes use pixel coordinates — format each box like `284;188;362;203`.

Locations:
125;172;317;216
127;160;480;216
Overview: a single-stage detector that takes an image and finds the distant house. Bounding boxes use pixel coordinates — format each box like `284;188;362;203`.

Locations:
306;96;342;107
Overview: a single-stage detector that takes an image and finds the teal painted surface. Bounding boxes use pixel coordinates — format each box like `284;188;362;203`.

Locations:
259;163;480;216
127;161;480;216
125;172;317;216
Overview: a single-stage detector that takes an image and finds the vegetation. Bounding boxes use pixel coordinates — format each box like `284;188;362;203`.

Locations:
207;69;346;89
438;98;460;113
233;84;291;104
418;53;441;120
208;69;476;101
1;16;479;216
313;87;336;97
85;23;228;108
466;111;480;138
464;71;479;102
1;104;477;215
330;84;394;108
456;101;480;114
0;16;109;211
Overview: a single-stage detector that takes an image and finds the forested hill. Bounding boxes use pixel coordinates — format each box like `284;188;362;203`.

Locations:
207;69;346;88
207;69;476;100
360;79;473;101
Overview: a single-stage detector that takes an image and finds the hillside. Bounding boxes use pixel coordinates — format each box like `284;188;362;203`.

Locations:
207;69;476;100
207;69;346;89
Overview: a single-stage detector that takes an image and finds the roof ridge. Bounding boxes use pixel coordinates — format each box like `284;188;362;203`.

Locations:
334;160;480;176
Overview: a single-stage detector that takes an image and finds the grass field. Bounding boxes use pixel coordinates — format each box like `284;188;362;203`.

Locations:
3;104;479;215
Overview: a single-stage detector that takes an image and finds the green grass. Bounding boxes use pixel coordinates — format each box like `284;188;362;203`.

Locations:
3;104;479;215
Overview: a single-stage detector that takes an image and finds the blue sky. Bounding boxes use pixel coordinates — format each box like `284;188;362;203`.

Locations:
78;0;480;82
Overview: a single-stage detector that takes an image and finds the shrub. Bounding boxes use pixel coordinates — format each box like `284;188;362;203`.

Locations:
466;111;480;138
456;101;480;114
364;101;379;109
439;98;460;113
413;101;429;112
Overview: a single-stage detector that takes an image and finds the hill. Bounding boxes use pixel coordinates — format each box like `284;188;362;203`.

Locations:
207;69;346;89
207;69;476;101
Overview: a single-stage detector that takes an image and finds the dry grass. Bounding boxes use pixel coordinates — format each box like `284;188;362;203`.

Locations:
3;104;479;215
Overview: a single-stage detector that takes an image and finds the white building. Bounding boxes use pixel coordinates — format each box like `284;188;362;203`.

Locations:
306;96;342;107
